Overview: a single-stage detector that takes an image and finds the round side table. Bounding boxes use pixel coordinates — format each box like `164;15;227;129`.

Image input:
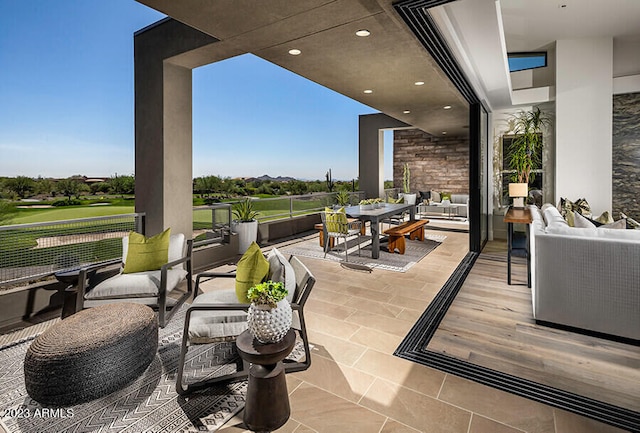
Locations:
235;329;296;433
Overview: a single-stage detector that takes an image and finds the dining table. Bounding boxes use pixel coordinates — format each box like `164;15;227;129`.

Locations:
342;202;416;259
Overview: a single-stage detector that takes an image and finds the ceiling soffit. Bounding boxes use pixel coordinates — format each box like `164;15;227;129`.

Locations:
136;0;470;136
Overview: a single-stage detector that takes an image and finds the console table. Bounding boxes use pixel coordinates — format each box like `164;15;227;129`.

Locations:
503;207;533;287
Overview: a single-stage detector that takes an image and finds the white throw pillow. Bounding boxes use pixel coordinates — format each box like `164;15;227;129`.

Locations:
267;247;296;303
573;211;596;228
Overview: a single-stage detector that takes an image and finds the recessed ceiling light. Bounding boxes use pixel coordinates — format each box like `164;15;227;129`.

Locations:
403;110;411;114
288;49;301;55
363;89;373;94
355;29;371;37
414;81;425;86
442;131;447;135
443;105;452;110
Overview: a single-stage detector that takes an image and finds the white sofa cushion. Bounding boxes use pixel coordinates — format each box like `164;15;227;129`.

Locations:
188;289;248;343
543;206;568;229
86;268;188;299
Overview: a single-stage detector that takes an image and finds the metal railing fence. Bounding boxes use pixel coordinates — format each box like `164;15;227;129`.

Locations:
0;192;366;287
192;203;232;247
233;191;365;222
0;214;144;287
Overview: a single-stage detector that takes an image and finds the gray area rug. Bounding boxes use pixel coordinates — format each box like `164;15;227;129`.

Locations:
282;233;446;272
0;305;245;433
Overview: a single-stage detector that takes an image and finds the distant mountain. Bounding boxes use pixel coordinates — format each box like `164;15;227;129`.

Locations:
247;174;296;182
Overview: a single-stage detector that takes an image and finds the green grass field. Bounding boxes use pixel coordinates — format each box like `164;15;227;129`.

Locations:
6;193;337;227
8;205;136;225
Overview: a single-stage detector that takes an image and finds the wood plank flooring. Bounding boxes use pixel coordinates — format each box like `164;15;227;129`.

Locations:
426;241;640;411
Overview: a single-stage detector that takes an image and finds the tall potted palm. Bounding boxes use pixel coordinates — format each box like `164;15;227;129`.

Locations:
232;198;259;254
506;107;551;207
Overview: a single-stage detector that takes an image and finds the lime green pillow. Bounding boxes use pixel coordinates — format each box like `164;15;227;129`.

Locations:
324;207;347;233
123;228;171;274
235;241;270;303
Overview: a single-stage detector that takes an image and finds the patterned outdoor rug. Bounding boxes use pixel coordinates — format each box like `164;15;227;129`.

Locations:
282;233;446;272
0;305;246;433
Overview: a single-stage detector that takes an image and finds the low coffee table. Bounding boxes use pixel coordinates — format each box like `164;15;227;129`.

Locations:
235;329;296;432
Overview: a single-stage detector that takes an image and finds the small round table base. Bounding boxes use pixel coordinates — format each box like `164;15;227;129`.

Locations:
236;329;296;433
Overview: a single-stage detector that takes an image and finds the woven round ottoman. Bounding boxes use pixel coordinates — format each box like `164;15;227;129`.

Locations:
24;303;158;406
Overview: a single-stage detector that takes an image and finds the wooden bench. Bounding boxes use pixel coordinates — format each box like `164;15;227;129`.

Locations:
383;219;429;254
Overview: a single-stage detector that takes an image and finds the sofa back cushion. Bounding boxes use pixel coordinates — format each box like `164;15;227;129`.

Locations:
450;194;468;204
543;206;568;229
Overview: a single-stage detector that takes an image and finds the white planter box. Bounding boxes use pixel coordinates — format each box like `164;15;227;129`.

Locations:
232;220;259;254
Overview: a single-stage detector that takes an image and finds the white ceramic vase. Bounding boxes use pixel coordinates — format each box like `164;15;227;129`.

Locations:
247;299;292;343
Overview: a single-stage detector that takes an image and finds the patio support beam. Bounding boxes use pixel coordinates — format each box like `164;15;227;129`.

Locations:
134;19;219;236
358;113;409;199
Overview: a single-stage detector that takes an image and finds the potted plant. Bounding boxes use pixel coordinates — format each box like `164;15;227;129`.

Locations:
335;189;351;207
232;197;259;254
246;280;292;343
359;198;375;210
402;163;417;205
505;107;551;207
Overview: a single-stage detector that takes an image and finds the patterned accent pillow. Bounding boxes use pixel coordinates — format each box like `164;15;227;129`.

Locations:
621;212;640;229
558;197;592;222
558;197;574;219
574;198;592;218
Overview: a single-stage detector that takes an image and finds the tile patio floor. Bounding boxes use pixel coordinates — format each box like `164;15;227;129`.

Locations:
204;230;627;433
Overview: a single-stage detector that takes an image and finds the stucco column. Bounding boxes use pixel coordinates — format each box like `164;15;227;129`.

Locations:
359;113;409;199
555;38;613;215
134;19;218;237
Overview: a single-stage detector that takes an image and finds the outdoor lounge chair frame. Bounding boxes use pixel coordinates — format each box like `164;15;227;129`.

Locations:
76;239;193;328
175;255;315;395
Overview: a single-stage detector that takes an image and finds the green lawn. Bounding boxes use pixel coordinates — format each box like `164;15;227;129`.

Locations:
8;205;135;225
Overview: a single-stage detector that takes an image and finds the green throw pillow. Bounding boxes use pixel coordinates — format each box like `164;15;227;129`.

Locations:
123;228;171;274
324;207;347;233
235;241;269;303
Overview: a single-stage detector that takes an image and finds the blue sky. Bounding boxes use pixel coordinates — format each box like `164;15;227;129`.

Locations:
0;0;392;181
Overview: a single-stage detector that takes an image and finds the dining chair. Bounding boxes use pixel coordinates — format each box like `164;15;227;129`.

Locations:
321;208;363;262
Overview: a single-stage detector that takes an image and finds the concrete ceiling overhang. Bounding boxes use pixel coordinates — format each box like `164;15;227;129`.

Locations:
431;0;640;110
136;0;470;136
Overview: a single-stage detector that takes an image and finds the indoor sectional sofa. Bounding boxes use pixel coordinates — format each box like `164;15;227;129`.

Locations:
530;204;640;341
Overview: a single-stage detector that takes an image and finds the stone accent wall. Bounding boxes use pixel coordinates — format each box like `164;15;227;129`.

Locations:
613;92;640;221
393;129;469;195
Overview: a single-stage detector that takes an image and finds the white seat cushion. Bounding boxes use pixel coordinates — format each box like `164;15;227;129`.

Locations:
188;289;248;344
85;268;187;299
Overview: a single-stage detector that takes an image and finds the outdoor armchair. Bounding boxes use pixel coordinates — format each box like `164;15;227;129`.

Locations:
76;231;193;328
176;253;315;395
